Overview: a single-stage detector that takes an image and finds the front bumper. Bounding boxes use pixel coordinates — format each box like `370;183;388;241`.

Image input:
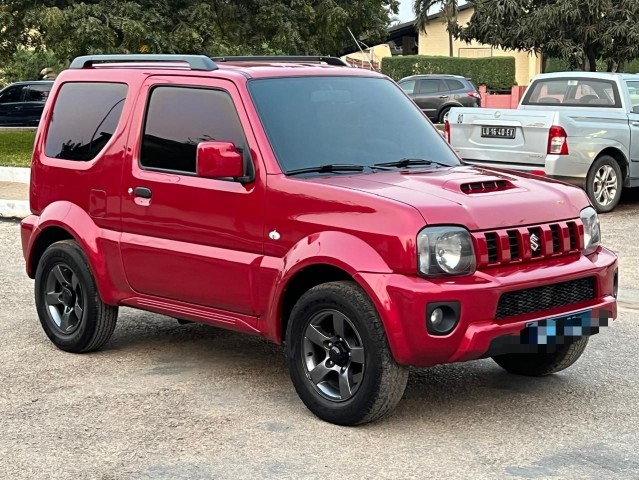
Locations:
355;247;617;367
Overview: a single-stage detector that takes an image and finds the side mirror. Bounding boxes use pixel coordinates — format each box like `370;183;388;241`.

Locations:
196;142;244;179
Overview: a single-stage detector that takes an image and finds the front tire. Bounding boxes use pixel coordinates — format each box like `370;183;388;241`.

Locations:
586;155;622;213
492;336;589;376
286;281;408;425
35;240;118;353
438;107;451;124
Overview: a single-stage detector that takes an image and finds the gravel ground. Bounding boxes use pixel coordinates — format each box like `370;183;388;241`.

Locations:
1;192;639;480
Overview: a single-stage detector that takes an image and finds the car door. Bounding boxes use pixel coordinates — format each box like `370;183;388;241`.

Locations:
625;80;639;163
119;76;266;316
0;84;27;125
412;79;448;120
22;84;51;125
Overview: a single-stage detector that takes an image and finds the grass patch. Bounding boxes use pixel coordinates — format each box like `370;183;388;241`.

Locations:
0;131;36;167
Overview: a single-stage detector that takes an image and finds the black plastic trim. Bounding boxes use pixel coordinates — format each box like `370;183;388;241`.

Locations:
211;56;348;66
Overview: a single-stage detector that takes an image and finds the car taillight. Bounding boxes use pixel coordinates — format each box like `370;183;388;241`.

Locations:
444;120;451;143
468;91;481;99
547;126;568;155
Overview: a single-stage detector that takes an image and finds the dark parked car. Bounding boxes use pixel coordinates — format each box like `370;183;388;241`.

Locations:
0;80;53;126
398;74;481;123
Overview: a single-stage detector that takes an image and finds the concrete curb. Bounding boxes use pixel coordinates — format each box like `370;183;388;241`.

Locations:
0;166;30;184
0;199;29;219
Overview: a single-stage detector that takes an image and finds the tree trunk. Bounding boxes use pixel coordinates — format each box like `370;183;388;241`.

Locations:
448;30;454;57
586;49;597;72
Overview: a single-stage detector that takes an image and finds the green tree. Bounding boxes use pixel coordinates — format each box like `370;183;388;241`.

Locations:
1;48;65;85
0;0;399;63
456;0;639;72
414;0;458;57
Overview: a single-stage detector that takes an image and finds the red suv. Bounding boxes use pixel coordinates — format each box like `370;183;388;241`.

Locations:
21;55;618;425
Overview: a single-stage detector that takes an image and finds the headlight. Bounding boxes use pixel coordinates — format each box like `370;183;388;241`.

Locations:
417;226;476;276
580;207;601;255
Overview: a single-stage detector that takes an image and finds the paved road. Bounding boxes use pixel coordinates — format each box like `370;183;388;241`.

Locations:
1;194;639;479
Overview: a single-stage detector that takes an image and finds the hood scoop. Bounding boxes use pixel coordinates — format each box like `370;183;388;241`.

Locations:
460;179;515;194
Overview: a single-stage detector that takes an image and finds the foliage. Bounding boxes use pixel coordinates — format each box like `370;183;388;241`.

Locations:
1;48;65;86
545;57;639;74
381;55;516;90
0;1;399;62
456;0;639;72
414;0;458;57
0;131;36;168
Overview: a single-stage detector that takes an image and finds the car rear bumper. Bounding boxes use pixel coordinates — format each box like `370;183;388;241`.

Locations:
356;247;618;367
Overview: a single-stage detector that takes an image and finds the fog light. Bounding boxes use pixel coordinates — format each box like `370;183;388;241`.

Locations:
430;308;444;327
426;302;461;336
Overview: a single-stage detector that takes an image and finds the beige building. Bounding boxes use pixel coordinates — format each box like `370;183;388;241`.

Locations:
417;4;542;86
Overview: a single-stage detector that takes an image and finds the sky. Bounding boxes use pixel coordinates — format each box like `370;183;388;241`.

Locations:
397;0;414;22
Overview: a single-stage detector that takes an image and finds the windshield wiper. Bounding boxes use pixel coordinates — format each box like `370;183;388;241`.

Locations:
372;158;452;169
286;164;367;175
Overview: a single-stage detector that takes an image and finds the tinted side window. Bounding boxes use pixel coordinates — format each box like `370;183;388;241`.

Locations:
0;85;25;104
418;79;445;94
25;84;51;102
141;87;247;173
399;80;416;94
45;83;127;161
445;79;465;91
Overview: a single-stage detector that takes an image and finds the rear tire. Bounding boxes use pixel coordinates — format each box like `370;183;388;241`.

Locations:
286;281;408;425
586;155;622;213
492;336;589;376
35;240;118;353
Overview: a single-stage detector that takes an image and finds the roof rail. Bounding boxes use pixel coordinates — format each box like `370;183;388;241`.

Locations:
211;56;349;67
69;54;218;71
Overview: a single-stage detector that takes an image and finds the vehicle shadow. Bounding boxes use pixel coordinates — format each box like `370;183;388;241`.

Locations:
105;311;589;425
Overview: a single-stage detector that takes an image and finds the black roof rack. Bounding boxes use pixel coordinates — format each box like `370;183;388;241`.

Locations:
70;54;218;71
211;56;348;67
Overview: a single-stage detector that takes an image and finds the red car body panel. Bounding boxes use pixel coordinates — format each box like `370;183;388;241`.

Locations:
22;60;618;368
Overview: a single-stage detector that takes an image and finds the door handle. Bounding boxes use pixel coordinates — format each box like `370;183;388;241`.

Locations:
439;95;449;98
133;187;152;199
631;121;639;127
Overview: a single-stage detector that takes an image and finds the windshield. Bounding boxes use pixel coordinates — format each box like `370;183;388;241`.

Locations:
248;76;461;173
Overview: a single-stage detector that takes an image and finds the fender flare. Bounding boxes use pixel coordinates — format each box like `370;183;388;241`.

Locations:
263;230;397;343
25;201;128;305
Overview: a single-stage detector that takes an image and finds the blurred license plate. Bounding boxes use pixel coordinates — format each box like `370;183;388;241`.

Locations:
481;127;515;139
521;310;599;345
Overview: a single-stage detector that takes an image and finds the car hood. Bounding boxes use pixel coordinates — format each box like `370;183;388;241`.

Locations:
309;166;588;230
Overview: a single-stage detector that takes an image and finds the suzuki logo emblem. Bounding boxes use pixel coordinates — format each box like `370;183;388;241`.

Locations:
530;233;540;253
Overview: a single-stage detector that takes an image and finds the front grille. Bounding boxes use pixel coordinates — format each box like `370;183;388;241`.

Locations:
486;232;498;263
475;220;583;267
496;277;595;319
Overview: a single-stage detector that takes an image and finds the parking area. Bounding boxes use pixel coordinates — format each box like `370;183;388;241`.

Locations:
1;192;639;479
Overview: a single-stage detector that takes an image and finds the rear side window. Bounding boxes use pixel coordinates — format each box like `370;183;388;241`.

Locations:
140;86;247;174
45;82;127;161
25;84;51;102
418;79;445;94
445;79;465;91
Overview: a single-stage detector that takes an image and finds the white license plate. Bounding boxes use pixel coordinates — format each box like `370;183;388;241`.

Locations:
481;127;516;139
